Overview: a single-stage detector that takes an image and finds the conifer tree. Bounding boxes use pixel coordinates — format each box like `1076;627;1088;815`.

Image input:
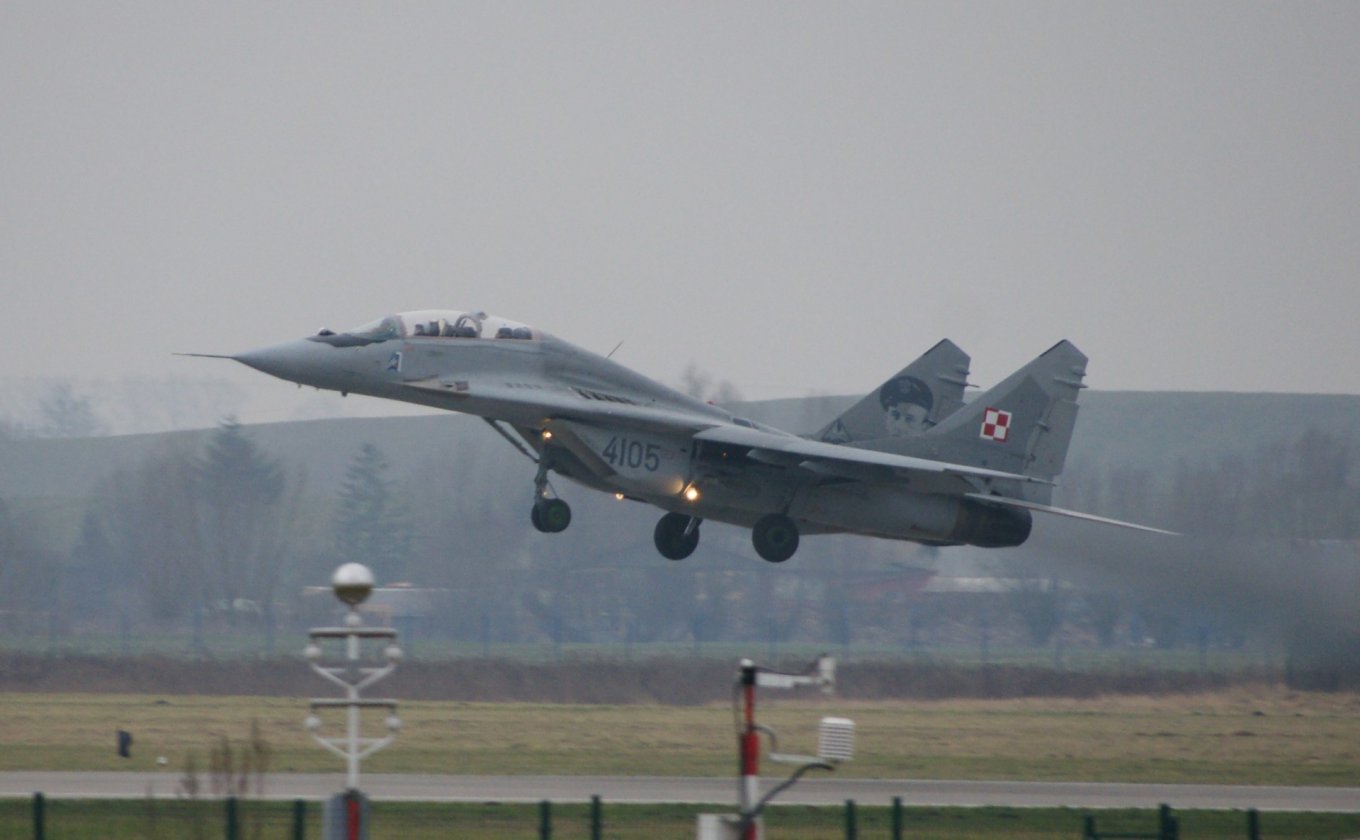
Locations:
333;443;410;580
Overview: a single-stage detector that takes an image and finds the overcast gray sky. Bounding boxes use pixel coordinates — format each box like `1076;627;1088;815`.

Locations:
4;2;1358;403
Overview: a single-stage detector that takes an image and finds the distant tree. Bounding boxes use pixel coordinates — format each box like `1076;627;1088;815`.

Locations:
332;443;410;580
679;362;742;405
65;510;130;619
37;382;105;438
1010;577;1063;646
0;496;62;614
0;498;14;585
1103;465;1156;524
1155;427;1360;541
99;443;203;621
0;497;21;604
688;570;733;648
194;419;301;621
1251;428;1360;539
0;415;29;440
1084;591;1122;648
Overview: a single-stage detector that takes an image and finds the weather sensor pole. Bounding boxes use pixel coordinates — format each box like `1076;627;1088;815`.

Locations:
699;656;854;840
304;563;402;840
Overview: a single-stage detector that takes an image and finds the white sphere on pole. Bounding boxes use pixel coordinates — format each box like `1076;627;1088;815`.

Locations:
331;563;375;606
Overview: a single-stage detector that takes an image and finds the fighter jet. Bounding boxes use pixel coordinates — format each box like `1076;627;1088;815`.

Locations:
198;309;1170;562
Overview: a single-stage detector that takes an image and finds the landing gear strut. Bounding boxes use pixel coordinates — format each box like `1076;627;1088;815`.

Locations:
654;512;701;560
530;456;571;533
752;513;799;563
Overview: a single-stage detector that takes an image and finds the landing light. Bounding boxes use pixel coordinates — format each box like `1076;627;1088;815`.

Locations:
541;430;553;441
615;493;625;501
684;485;701;502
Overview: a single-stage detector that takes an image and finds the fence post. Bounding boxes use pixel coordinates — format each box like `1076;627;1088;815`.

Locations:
226;796;239;840
891;796;902;840
590;795;602;840
1082;814;1096;840
292;798;306;840
844;798;857;840
539;799;552;840
32;792;44;840
1247;808;1260;840
1158;803;1177;840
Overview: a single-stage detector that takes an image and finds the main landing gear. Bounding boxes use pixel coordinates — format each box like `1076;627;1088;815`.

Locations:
654;512;701;560
752;513;799;563
652;511;801;563
531;498;571;533
530;458;571;533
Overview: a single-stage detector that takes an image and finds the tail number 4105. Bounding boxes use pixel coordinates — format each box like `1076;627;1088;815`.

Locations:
602;437;661;471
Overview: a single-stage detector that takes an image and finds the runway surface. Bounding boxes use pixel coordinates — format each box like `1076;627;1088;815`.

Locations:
0;773;1356;812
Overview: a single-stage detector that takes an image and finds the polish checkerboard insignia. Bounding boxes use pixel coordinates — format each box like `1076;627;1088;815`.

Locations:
980;407;1012;441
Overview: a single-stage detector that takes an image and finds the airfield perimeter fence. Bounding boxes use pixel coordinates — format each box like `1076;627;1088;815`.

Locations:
4;795;1320;840
13;795;905;840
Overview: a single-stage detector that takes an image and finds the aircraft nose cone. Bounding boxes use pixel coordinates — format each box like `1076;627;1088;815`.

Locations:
233;339;338;386
233;343;295;378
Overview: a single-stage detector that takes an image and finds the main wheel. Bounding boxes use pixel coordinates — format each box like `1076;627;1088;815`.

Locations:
752;513;799;563
653;512;700;560
533;498;572;533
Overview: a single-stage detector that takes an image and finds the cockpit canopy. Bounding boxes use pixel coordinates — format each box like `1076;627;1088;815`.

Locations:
320;310;545;345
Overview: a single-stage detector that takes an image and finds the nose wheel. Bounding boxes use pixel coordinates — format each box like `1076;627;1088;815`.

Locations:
530;455;571;533
752;513;799;563
654;512;701;560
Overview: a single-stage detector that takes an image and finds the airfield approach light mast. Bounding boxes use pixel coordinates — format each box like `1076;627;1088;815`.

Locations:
304;563;402;839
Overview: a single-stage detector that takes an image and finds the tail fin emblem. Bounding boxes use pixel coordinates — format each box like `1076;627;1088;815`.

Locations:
980;407;1012;442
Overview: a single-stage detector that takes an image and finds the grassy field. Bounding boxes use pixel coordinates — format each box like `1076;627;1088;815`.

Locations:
2;800;1359;840
0;687;1357;786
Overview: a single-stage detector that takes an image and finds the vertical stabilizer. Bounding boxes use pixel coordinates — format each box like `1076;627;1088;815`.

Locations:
814;340;971;443
860;341;1087;501
917;340;1086;485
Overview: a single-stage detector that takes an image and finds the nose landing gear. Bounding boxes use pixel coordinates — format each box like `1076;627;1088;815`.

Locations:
530;457;571;533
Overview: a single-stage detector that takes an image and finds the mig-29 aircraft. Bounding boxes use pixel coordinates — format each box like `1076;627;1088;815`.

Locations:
192;310;1169;562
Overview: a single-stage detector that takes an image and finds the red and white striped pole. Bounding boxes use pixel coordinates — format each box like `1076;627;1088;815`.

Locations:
738;659;759;840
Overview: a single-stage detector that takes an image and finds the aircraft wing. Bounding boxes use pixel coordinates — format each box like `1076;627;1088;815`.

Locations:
408;376;1039;494
694;424;1046;495
402;377;724;434
963;493;1180;535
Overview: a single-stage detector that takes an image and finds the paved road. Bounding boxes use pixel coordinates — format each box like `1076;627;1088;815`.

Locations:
0;773;1356;812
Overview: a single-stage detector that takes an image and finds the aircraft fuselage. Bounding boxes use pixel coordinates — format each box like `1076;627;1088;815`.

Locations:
218;307;1179;562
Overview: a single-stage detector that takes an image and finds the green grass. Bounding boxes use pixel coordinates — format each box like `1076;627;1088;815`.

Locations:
2;799;1358;840
1;689;1358;786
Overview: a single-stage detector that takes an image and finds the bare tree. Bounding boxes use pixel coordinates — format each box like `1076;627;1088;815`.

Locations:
679;362;742;405
98;443;202;621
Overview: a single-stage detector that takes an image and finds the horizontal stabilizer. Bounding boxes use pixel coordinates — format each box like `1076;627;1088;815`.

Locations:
964;493;1179;536
696;424;1047;494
